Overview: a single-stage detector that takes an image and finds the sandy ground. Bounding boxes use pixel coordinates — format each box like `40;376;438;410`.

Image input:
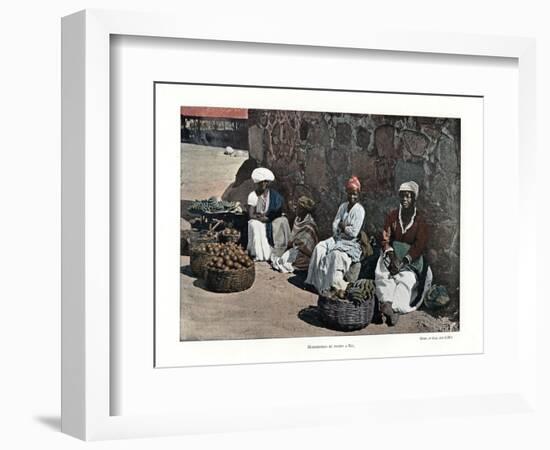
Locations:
180;256;457;340
181;143;248;201
180;143;457;341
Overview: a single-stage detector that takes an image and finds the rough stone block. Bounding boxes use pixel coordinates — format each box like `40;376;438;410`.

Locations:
336;122;352;146
306;119;331;147
304;147;328;191
402;130;429;158
299;120;309;141
233;158;258;187
437;135;459;174
221;178;255;207
356;126;371;150
327;146;350;174
375;124;396;158
350;151;375;191
421;124;442;141
394;160;424;191
248;125;264;162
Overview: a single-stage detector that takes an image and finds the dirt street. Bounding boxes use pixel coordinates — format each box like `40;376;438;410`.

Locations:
180;256;457;341
181;143;248;201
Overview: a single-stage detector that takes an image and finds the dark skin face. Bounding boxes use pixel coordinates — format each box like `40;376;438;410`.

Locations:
338;188;360;231
399;190;415;210
248;181;270;222
347;188;359;207
287;204;312;255
255;180;269;195
295;204;307;219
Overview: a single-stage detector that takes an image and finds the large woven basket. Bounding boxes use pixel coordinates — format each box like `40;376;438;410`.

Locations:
317;295;375;331
190;249;216;278
205;264;255;293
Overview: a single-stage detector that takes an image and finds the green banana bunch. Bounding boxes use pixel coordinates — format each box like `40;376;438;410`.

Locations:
346;279;375;305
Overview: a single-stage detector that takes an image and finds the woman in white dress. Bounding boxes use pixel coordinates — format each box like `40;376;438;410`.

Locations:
247;168;290;261
374;181;432;326
305;176;365;293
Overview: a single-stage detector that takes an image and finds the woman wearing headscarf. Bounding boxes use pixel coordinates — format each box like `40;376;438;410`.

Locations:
247;168;291;261
271;196;319;273
374;181;432;326
305;176;365;293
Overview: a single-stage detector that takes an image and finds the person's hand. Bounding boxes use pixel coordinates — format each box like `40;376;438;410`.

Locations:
338;220;346;232
257;214;268;223
387;251;402;275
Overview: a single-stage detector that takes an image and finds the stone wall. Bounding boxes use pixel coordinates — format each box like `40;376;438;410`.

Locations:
244;109;461;310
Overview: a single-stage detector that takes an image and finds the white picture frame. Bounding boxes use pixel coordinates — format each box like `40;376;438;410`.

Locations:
61;9;537;441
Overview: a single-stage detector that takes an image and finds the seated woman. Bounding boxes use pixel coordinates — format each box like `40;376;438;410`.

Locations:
305;176;365;293
247;168;291;261
374;181;433;326
271;196;319;273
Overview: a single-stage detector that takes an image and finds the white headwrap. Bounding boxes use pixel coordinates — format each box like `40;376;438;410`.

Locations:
251;168;275;183
399;181;419;198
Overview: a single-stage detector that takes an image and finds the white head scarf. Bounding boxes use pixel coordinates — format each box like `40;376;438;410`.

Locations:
399;181;419;199
251;168;275;183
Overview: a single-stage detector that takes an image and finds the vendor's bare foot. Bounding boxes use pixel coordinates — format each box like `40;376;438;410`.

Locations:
380;302;399;327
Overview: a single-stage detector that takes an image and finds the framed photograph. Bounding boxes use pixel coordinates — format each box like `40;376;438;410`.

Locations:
156;84;483;368
62;9;536;440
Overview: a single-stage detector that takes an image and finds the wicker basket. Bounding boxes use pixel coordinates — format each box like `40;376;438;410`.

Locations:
317;295;375;331
205;264;255;293
189;249;216;278
219;230;241;244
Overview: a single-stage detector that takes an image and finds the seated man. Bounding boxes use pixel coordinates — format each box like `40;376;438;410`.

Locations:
247;168;290;261
271;195;319;273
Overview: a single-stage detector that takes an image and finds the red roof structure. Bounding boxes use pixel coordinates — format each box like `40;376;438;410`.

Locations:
181;107;248;119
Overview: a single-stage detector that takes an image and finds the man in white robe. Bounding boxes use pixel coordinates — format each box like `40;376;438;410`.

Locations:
247;168;290;261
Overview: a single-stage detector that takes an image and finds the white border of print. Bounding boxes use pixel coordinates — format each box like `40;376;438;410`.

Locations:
155;84;483;368
61;9;536;441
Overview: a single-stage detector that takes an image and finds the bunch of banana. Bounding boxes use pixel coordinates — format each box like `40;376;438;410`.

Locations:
345;279;376;305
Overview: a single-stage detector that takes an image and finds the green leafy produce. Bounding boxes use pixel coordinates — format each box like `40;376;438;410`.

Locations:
188;199;237;214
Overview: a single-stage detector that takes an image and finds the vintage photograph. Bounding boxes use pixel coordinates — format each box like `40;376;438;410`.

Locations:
179;106;460;341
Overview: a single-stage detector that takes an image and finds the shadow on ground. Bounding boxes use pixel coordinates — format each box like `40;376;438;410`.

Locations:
192;278;208;290
287;272;316;293
180;264;210;291
181;199;195;220
34;416;61;432
180;265;194;277
297;306;325;329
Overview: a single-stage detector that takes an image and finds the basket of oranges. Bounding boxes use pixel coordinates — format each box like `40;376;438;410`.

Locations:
204;242;255;293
